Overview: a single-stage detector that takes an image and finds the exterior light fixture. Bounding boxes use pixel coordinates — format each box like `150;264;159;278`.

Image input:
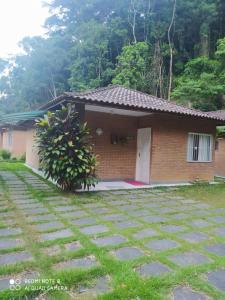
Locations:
96;128;103;136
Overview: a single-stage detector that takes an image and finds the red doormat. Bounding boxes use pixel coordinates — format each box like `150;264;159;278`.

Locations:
125;180;146;186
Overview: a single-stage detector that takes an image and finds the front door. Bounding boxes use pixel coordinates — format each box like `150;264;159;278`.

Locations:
135;128;151;184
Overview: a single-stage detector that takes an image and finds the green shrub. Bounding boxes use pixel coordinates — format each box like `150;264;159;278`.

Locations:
0;149;11;160
36;103;98;191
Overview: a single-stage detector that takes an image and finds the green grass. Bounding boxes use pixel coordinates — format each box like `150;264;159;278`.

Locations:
0;162;224;299
174;182;225;207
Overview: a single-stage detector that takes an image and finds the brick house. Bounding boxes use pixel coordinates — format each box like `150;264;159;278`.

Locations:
0;111;43;160
0;126;26;158
34;85;225;185
207;110;225;178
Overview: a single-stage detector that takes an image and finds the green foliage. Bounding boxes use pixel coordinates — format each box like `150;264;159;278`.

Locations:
0;149;11;160
112;42;151;91
69;20;114;91
1;0;225;111
36;104;98;191
216;126;225;137
172;47;225;111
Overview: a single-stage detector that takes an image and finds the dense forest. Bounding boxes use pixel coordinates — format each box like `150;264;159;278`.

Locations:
1;0;225;113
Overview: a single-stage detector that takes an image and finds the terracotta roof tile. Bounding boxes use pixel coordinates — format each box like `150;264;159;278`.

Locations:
206;110;225;119
41;85;225;122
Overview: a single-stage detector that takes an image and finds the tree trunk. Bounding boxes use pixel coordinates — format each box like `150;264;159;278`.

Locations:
200;23;210;57
129;0;137;44
167;0;176;101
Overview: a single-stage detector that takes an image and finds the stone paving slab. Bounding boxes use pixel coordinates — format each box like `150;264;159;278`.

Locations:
156;207;175;214
53;205;78;212
45;196;71;202
61;210;87;218
113;220;140;229
82;203;106;208
143;203;161;209
133;228;158;240
28;214;57;223
128;210;150;217
178;232;209;243
0;228;22;236
40;228;74;241
0;251;33;265
145;239;179;252
112;247;144;261
23;207;50;215
173;286;209;300
0;211;14;218
91;235;127;247
181;199;197;204
0;270;39;291
53;256;99;270
0;238;25;249
168;252;211;267
204;243;225;256
213;208;225;214
1;219;17;226
119;204;140;211
189;220;213;228
206;269;225;292
209;216;225;224
109;200;129;206
136;262;171;277
16;203;45;209
70;217;97;227
212;227;225;238
80;224;109;235
143;216;167;223
13;199;38;204
33;221;64;232
160;225;187;233
75;275;111;299
101;213;127;221
91;207;112;214
194;203;211;209
170;213;190;220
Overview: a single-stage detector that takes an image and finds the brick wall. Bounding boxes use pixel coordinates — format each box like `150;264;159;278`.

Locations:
85;111;138;180
85;111;216;183
139;113;216;183
215;138;225;177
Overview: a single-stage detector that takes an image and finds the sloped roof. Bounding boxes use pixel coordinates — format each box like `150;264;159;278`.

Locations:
207;110;225;119
40;85;225;121
0;111;45;127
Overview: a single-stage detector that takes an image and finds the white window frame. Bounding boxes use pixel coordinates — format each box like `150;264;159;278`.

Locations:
187;132;213;163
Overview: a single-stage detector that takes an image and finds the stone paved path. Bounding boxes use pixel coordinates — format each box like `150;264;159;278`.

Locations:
0;170;225;299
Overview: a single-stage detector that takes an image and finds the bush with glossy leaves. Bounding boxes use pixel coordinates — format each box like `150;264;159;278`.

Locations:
36;103;98;191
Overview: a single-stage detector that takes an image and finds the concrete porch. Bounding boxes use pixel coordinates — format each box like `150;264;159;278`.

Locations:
77;180;193;192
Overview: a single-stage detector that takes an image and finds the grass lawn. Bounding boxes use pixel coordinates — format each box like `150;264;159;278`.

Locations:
0;162;225;299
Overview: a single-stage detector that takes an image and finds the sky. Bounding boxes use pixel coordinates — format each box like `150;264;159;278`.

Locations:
0;0;49;58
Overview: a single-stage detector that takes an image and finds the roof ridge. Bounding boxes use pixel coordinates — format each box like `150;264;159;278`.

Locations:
76;85;117;96
107;84;212;117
